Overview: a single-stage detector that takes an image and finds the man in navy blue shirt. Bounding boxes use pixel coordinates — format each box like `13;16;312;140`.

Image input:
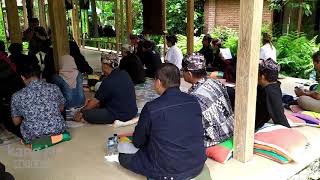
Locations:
75;53;138;124
119;63;207;179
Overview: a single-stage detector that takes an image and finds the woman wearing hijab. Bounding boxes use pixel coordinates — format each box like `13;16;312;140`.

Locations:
52;55;85;111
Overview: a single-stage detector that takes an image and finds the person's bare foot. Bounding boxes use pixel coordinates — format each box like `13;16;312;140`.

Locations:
74;112;84;122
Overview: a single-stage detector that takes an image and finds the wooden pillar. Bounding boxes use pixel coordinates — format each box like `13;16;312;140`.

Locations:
115;0;119;53
38;0;46;30
90;0;98;37
48;0;70;71
120;0;124;44
5;0;22;43
71;0;80;46
162;0;166;59
233;0;264;162
297;0;303;33
26;0;34;22
186;0;194;55
125;0;132;41
22;0;29;30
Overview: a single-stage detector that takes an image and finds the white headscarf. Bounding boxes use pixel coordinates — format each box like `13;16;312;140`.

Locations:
59;55;79;89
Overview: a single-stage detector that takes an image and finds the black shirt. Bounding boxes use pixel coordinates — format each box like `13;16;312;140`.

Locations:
141;50;162;78
119;54;145;84
95;69;138;121
199;45;214;66
255;83;291;130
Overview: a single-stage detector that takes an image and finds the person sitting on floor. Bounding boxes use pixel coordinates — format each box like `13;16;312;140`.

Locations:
0;43;24;138
8;43;38;74
119;63;206;179
182;54;234;147
10;63;67;142
130;34;144;60
165;35;183;69
119;44;145;84
295;51;320;113
74;53;138;124
69;41;93;74
199;34;214;68
211;39;225;72
260;33;277;62
140;40;162;78
52;55;85;111
255;58;290;130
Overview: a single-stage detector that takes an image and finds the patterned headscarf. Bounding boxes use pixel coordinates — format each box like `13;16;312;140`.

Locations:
182;54;206;71
121;44;134;53
101;52;119;68
259;58;278;72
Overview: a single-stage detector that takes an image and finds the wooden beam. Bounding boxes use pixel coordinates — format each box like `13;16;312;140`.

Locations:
115;0;119;53
186;0;194;55
125;0;132;41
233;0;264;162
120;0;124;44
22;0;29;30
38;0;47;30
5;0;22;43
90;0;99;37
48;0;70;71
162;0;166;58
71;0;80;46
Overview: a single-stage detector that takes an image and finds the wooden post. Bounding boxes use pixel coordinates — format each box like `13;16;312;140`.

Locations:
90;0;99;37
120;0;124;44
71;0;80;46
26;0;34;22
38;0;47;30
22;0;28;30
5;0;22;43
186;0;194;55
162;0;166;59
48;0;70;71
125;0;132;42
297;0;303;33
115;0;119;53
233;0;264;162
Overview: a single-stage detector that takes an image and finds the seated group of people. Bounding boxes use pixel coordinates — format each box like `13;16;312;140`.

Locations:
2;31;311;179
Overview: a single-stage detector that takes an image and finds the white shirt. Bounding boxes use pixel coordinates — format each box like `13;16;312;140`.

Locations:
165;45;183;69
260;43;277;62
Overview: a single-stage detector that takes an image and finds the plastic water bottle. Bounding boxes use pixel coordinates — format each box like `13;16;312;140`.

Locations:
107;137;115;156
113;134;118;154
309;70;316;81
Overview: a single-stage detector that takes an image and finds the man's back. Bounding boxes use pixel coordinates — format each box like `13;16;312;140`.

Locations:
141;50;162;78
11;80;66;142
119;54;145;84
130;87;206;179
95;69;138;121
189;78;234;147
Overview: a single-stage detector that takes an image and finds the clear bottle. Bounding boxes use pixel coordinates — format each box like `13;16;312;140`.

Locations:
113;134;119;154
106;137;115;156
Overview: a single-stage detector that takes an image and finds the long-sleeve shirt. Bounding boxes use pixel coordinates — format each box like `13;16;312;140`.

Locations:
128;88;207;180
255;83;291;130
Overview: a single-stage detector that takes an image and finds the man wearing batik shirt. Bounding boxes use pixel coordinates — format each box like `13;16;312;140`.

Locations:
182;54;234;147
11;63;67;142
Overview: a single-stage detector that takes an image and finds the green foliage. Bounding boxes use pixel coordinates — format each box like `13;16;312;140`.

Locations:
268;0;314;16
275;32;320;79
96;2;114;26
210;26;238;56
0;4;5;42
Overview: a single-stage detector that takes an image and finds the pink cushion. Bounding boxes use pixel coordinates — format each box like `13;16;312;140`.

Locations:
254;125;308;161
